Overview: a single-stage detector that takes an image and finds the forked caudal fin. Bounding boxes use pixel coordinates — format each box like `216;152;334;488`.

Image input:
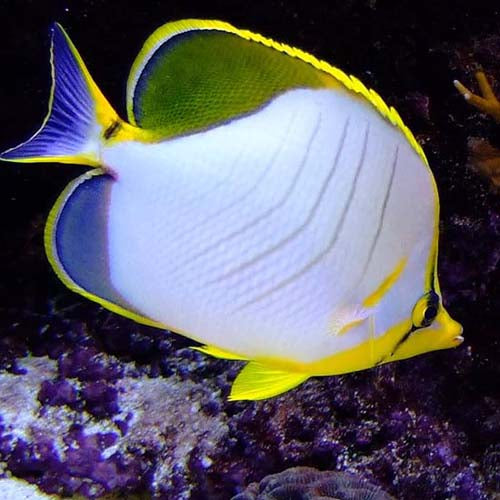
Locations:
0;23;119;166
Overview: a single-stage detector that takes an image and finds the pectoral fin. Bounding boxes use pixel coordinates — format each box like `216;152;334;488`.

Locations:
229;362;309;401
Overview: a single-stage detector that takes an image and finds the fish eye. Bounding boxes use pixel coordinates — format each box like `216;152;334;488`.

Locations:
422;304;438;325
412;291;440;328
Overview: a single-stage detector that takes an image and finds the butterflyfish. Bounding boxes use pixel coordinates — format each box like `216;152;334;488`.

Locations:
1;20;464;400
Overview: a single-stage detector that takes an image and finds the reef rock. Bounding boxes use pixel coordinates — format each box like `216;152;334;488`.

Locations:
232;466;394;500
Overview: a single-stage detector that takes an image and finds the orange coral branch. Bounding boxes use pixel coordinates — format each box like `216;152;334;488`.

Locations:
467;138;500;190
454;71;500;123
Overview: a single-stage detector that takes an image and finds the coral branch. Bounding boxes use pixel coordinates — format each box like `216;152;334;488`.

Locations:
454;71;500;122
467;137;500;191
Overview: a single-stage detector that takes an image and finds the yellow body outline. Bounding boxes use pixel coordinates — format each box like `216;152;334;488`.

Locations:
0;20;458;400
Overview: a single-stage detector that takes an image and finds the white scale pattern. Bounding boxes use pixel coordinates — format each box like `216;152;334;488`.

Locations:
102;88;436;363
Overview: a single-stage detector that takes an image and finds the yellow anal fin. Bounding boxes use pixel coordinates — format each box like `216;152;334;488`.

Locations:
191;345;249;361
229;362;309;401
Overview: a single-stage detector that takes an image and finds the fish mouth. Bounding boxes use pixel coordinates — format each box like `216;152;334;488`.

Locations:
453;335;464;345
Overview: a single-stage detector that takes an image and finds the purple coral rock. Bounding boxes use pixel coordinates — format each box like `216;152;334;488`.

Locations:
7;438;60;478
81;381;119;418
58;347;122;382
90;453;144;490
482;444;500;491
38;379;78;407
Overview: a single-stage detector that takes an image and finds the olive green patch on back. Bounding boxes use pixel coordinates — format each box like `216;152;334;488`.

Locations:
132;30;338;137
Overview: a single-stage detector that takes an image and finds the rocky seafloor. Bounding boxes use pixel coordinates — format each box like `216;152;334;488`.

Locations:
0;1;499;499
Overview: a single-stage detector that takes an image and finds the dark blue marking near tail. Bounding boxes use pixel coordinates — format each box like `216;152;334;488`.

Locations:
55;174;121;304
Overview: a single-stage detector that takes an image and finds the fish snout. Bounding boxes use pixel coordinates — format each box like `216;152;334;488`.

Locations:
434;307;463;349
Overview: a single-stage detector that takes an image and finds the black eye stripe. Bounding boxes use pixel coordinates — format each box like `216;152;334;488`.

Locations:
407;290;441;329
424;305;438;321
388;324;418;357
421;291;439;326
427;290;439;307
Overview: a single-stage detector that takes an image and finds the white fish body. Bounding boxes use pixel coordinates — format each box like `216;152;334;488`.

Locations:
102;87;433;364
0;21;463;400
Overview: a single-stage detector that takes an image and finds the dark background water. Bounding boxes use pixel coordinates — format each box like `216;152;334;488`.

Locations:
0;1;499;498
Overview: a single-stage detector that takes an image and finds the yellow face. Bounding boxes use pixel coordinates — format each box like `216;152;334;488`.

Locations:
389;290;463;363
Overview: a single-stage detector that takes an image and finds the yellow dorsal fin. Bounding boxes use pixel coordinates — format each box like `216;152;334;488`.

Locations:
191;345;248;361
229;362;309;401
